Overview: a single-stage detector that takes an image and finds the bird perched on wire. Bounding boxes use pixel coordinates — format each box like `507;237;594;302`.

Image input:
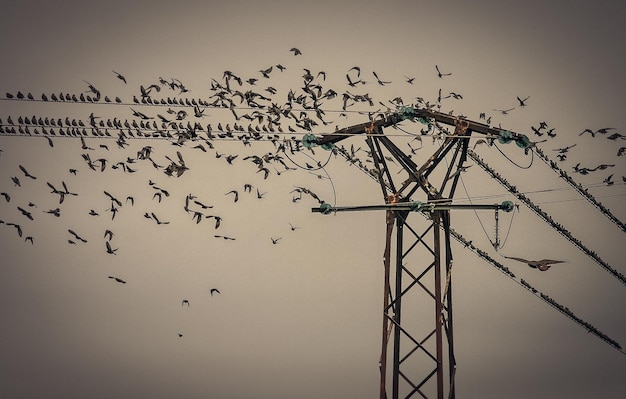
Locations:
503;255;565;271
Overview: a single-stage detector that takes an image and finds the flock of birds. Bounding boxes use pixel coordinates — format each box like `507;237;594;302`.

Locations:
1;47;625;341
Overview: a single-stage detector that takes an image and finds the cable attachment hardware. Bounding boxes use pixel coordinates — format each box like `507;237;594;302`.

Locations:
500;200;515;212
399;106;416;121
302;133;318;150
319;202;333;215
409;200;424;212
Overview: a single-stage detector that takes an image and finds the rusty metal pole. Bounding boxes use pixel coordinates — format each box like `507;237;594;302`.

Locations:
433;211;445;399
380;210;394;399
392;212;405;399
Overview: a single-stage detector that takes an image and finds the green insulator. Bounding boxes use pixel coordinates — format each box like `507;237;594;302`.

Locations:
501;200;515;212
497;130;513;144
321;142;334;151
399;106;416;121
416;116;430;125
302;133;318;149
319;202;333;215
409;200;423;212
515;134;531;148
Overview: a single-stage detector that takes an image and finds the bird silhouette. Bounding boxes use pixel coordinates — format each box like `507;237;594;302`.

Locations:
182;299;190;306
19;165;37;179
108;276;126;284
516;96;530;107
225;190;239;202
68;229;88;243
435;65;452;78
503;255;565;271
289;47;302;55
112;70;127;84
210;288;221;296
105;241;118;255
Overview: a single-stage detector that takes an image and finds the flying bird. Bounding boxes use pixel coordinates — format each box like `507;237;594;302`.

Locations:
19;165;37;179
289;47;302;55
108;276;126;284
493;107;515;115
68;229;88;243
503;255;565;271
435;65;452;78
516;96;530;107
112;70;127;84
225;190;239;202
210;288;221;296
105;241;118;255
372;71;391;86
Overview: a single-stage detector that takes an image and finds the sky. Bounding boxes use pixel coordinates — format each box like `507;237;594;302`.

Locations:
0;1;625;398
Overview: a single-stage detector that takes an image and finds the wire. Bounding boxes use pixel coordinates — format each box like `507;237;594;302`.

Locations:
493;142;534;169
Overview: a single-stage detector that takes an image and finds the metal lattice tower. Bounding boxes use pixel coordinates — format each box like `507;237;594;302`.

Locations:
311;107;527;398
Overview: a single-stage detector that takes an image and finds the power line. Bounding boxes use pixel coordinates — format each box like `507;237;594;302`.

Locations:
468;148;626;286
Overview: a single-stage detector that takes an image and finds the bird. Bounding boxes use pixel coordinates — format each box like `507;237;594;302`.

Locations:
435;65;452;78
553;144;577;154
17;206;34;220
104;229;114;241
516;96;530;107
105;241;118;255
150;212;170;225
182;299;190;307
108;276;126;284
44;208;60;217
210;288;221;296
271;237;282;244
103;191;123;207
19;165;37;179
112;70;127;84
68;229;88;243
289;47;302;55
214;235;234;240
503;255;565;271
372;71;391;86
493;107;515;115
225;190;239;202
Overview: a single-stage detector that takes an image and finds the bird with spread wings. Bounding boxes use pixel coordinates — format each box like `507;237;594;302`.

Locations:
503;256;566;271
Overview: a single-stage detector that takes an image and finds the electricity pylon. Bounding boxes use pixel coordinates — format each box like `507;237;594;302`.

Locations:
311;107;528;399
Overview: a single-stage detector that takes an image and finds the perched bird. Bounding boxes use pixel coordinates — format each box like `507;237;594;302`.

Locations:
503;255;565;271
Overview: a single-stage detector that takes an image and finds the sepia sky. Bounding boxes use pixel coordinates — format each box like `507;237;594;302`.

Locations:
1;1;625;398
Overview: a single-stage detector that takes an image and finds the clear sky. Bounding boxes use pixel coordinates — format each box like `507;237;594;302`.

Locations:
0;1;625;398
